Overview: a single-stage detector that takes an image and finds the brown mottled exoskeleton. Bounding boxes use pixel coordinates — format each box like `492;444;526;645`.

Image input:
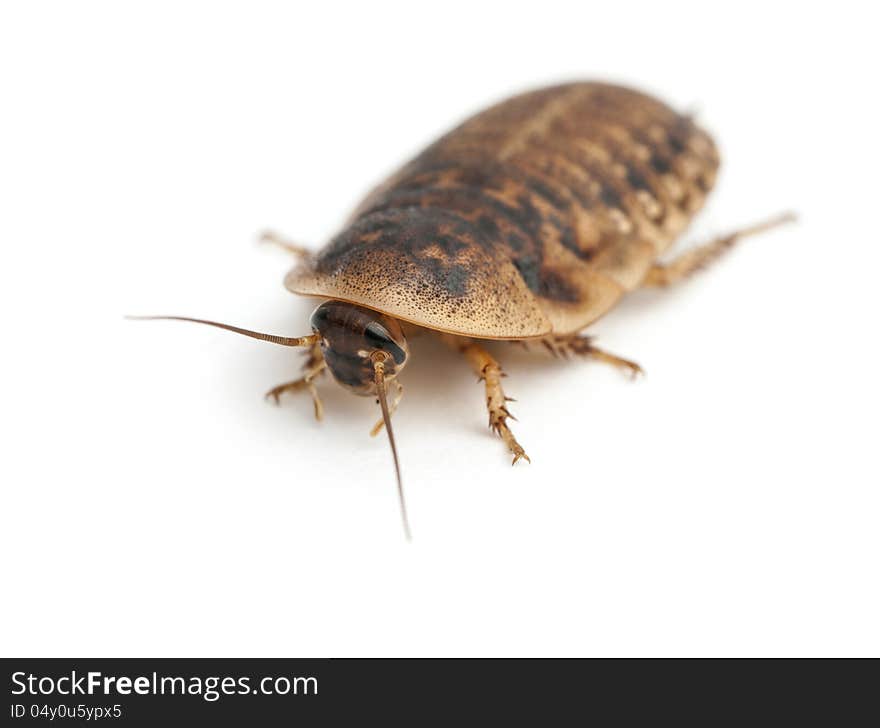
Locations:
132;82;794;539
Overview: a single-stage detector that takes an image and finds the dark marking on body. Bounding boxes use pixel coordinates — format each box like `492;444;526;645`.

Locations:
667;116;694;155
417;254;471;297
600;185;623;208
476;214;500;237
317;208;482;300
512;254;541;291
626;165;650;191
434;233;470;257
559;225;592;261
649;154;671;174
537;268;580;302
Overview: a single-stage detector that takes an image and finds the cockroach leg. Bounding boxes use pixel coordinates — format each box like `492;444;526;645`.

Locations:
642;211;796;287
370;380;403;437
259;230;313;259
265;377;325;420
264;343;327;420
539;336;644;379
441;335;530;465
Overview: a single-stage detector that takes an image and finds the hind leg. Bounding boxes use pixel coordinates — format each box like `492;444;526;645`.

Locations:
265;343;327;420
642;212;795;287
442;335;529;465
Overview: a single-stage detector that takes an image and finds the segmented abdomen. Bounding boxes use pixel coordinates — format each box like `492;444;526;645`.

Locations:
354;82;719;332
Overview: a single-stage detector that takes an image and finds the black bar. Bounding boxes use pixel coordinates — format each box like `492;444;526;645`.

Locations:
2;658;877;725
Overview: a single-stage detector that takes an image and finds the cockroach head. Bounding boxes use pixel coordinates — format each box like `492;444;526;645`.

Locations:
309;300;409;395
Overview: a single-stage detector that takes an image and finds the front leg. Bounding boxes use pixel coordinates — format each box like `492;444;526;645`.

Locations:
441;335;530;465
264;343;327;420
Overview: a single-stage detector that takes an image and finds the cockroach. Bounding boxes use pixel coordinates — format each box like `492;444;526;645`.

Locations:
131;81;794;539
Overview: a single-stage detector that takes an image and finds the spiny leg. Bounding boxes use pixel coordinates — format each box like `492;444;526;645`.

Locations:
259;230;312;260
642;212;796;287
265;343;327;420
442;335;529;465
370;379;403;437
540;336;643;379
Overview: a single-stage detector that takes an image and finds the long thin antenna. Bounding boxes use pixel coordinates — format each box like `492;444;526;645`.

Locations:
374;356;411;541
125;316;319;347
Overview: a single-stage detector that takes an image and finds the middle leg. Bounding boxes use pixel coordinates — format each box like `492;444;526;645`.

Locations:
538;335;644;379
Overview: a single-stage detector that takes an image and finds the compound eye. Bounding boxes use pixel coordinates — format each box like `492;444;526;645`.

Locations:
364;321;393;347
364;321;406;365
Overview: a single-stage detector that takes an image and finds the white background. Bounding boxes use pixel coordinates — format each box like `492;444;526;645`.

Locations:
2;1;878;657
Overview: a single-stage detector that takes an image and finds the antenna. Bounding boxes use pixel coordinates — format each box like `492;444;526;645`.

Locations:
126;316;319;347
373;354;411;541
